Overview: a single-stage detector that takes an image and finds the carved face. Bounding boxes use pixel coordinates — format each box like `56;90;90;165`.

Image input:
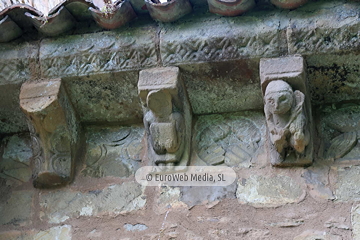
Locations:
265;80;294;115
266;91;293;115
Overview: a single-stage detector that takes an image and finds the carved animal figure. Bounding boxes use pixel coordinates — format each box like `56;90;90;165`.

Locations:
144;90;185;166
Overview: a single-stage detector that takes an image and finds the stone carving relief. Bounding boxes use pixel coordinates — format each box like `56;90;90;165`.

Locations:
20;79;80;188
161;31;280;65
0;43;38;85
82;126;143;178
264;80;310;159
40;31;157;79
260;56;313;167
194;113;265;167
326;132;358;160
319;104;360;162
287;22;360;55
138;67;192;167
0;134;32;186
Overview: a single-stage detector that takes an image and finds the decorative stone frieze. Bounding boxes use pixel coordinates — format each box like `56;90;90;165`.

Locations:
19;79;80;188
138;67;192;167
39;29;157;79
0;42;39;85
260;56;313;167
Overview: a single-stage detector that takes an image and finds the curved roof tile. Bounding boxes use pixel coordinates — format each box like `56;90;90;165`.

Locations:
0;0;314;43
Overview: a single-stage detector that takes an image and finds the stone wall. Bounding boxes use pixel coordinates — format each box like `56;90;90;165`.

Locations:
1;107;360;239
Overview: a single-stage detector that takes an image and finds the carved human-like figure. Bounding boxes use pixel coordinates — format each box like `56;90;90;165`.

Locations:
144;90;185;167
264;80;310;158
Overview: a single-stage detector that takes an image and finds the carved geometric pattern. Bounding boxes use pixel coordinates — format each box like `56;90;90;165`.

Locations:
161;32;279;65
27;119;44;178
82;126;144;178
195;114;265;167
49;126;71;177
40;35;157;78
288;25;360;54
320;104;360;162
0;59;31;84
326;132;357;160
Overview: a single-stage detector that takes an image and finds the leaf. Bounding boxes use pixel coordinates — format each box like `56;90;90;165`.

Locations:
326;132;357;160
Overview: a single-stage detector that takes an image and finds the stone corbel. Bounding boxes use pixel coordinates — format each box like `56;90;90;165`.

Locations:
260;55;313;167
138;67;192;167
20;79;80;188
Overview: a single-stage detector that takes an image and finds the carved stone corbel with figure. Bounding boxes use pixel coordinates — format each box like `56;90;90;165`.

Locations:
264;80;310;163
138;67;191;167
260;56;313;167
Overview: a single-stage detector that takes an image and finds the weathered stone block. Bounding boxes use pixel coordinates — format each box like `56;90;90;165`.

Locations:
82;126;143;178
352;204;360;239
138;67;192;167
39;182;145;223
260;56;313;167
124;223;148;232
308;54;360;106
34;225;72;240
153;186;187;214
20;79;80;188
302;166;334;200
180;60;263;115
39;29;157;79
0;190;33;226
334;166;360;201
63;71;143;123
180;183;237;207
236;174;306;207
